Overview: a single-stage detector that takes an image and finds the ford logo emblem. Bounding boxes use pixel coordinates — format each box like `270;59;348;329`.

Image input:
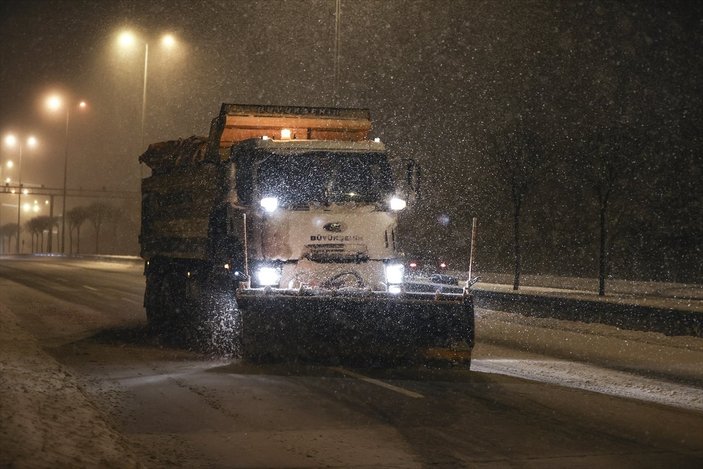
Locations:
323;222;346;233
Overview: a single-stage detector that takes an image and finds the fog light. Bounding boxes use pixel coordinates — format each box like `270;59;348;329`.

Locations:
256;266;281;286
385;263;404;285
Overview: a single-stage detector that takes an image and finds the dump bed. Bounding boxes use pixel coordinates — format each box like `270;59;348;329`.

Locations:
206;103;373;161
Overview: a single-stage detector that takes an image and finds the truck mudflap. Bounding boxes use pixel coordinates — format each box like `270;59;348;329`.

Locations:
236;289;474;367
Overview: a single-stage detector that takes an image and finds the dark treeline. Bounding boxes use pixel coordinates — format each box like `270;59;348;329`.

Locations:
0;199;139;256
397;2;702;289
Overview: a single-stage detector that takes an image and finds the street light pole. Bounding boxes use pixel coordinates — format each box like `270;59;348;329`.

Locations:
4;135;37;255
141;42;149;154
46;95;86;255
16;145;21;253
60;106;70;254
117;30;177;175
14;142;25;254
138;42;150;179
0;159;16;254
0;159;4;254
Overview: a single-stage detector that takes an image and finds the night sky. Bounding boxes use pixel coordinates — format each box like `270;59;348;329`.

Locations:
1;0;701;281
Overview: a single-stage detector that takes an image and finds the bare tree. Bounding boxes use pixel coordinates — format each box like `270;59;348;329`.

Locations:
578;127;637;296
67;206;89;255
85;202;113;254
106;205;125;254
0;223;18;254
25;218;41;253
486;118;547;290
28;216;58;252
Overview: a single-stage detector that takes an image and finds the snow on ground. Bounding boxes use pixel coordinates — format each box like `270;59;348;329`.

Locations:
0;303;140;468
1;258;702;465
470;273;703;312
472;359;703;412
474;307;703;413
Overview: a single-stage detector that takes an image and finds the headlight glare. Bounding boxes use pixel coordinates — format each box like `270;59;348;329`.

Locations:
389;197;407;211
256;266;281;286
260;196;279;212
385;263;404;285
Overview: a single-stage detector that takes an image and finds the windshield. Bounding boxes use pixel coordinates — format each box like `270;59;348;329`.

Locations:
254;152;394;207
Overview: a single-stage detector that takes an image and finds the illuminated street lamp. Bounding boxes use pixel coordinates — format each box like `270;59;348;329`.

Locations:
0;159;14;254
116;30;178;155
46;94;87;255
4;134;38;254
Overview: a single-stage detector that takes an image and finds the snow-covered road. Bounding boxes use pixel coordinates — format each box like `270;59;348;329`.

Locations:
2;257;703;467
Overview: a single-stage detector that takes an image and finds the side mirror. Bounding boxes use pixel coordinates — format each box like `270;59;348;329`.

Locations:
404;159;421;201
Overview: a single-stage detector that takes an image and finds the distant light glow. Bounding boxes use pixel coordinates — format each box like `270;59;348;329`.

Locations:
4;134;37;148
118;31;137;48
79;101;87;109
6;160;13;169
161;34;176;48
46;95;63;111
280;128;292;140
374;137;381;143
22;189;29;195
4;177;10;184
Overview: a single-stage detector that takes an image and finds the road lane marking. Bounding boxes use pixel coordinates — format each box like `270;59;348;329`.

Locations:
82;285;98;291
331;367;424;399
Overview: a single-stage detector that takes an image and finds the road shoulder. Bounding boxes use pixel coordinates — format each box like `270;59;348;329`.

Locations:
0;302;141;468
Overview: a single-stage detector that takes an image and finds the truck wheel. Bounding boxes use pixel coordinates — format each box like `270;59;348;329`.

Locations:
195;278;240;356
145;274;167;333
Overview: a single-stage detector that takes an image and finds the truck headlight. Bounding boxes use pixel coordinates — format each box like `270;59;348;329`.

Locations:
260;196;279;213
389;197;407;211
256;266;281;286
385;263;404;285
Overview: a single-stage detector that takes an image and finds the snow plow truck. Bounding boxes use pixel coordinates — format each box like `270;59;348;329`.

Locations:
139;103;474;365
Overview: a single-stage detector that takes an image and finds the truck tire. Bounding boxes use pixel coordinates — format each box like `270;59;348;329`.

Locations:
193;276;240;355
145;274;168;333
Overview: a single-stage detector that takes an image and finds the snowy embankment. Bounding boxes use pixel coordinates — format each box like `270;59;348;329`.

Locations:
475;308;703;412
0;303;139;468
462;273;703;337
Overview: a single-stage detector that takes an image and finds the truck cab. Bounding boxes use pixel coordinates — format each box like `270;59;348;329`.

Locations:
228;137;407;293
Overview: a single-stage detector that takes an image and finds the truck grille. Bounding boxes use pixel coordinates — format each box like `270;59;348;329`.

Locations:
303;243;369;263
